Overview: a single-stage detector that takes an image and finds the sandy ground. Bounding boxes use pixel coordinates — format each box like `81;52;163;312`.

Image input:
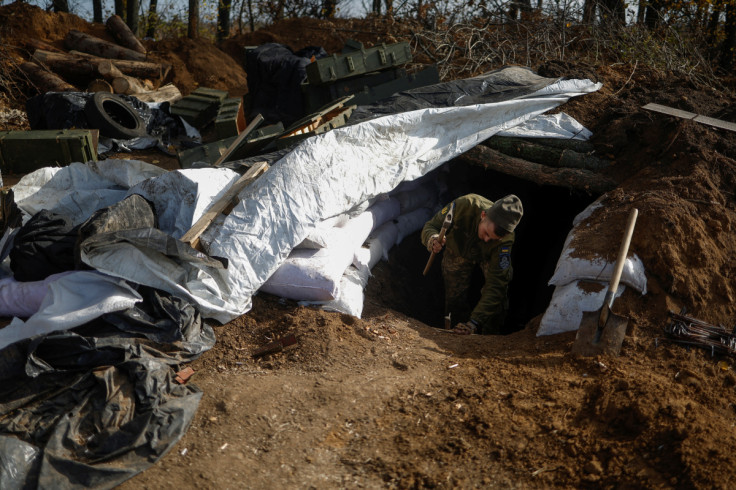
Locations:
2;3;736;488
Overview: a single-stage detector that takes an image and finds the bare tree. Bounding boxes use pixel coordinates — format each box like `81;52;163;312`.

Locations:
722;0;736;70
93;0;103;22
115;0;125;21
52;0;69;13
218;0;233;40
146;0;158;38
323;0;336;18
189;0;199;38
127;0;140;35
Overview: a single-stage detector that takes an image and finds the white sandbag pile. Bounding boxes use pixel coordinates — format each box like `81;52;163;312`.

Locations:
537;199;647;336
270;175;441;318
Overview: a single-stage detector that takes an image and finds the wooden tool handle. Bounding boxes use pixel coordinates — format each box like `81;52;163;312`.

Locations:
605;208;638;307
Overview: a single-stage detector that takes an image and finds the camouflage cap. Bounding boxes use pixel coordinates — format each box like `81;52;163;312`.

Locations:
487;194;523;233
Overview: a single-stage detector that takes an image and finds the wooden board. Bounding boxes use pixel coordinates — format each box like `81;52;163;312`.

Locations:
643;103;736;133
181;161;269;251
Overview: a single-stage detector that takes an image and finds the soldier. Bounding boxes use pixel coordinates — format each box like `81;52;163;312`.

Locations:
421;194;523;335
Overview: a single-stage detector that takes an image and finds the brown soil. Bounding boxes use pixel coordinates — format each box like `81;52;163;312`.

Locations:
2;3;736;488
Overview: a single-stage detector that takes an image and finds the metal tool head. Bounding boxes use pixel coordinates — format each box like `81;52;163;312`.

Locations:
571;305;629;356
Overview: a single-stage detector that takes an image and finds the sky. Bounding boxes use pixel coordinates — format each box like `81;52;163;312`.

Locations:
1;0;369;23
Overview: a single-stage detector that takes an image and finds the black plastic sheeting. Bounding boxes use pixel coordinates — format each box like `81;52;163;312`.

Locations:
25;92;189;153
244;43;327;127
0;286;214;489
347;66;560;124
9;210;80;282
0;194;216;489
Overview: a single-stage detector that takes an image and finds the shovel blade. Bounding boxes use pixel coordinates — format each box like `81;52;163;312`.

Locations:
571;309;629;356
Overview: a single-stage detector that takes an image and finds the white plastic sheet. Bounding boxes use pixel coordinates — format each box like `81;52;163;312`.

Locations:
0;271;141;350
206;76;602;319
11;70;601;324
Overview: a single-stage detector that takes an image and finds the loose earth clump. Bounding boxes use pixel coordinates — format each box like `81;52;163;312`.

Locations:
1;3;736;488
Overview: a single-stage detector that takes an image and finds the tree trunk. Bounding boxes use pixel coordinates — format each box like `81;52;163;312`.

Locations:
20;39;64;54
323;0;337;18
484;137;606;170
107;14;147;54
458;145;616;194
385;0;393;15
65;30;147;61
20;62;76;93
130;83;183;104
372;0;381;14
93;0;103;23
248;0;255;32
52;0;69;13
636;0;646;23
721;1;736;71
707;3;722;47
68;50;169;79
217;0;232;41
115;0;125;21
97;59;148;94
32;50;100;78
188;0;199;39
582;0;596;23
146;0;158;38
126;0;140;36
87;79;114;92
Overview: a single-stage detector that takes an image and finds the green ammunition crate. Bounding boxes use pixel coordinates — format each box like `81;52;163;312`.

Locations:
0;129;98;174
306;41;412;85
302;68;405;113
171;87;229;129
215;97;245;139
349;64;440;106
177;122;284;169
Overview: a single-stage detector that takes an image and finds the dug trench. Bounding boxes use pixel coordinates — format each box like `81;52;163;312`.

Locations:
366;158;598;334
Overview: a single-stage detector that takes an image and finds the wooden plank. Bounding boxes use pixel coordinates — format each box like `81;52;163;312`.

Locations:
212;114;264;167
693;115;736;132
181;161;269;250
643;103;736;133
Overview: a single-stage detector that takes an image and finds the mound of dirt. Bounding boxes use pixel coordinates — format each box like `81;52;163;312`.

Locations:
2;5;736;488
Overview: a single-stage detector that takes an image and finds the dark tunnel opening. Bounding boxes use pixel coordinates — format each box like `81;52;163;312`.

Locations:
365;158;598;334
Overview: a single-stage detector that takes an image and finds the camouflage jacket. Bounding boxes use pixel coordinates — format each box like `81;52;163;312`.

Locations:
421;194;515;327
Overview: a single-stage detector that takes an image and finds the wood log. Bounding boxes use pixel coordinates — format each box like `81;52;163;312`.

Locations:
69;50;168;79
484;136;608;171
458;145;617;195
97;59;147;94
20;39;64;54
19;61;76;93
87;78;113;92
112;76;147;95
106;14;147;55
131;83;182;104
32;49;99;78
64;29;146;62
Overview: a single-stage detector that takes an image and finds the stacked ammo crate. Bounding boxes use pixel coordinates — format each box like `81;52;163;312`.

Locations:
301;39;440;114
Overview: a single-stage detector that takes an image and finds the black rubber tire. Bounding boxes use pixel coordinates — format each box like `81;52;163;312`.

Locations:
84;92;147;140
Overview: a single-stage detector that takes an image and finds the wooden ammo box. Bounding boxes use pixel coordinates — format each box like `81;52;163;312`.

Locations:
214;97;246;139
0;129;98;174
306;41;412;85
170;87;229;129
349;65;441;107
302;68;405;113
177;123;284;169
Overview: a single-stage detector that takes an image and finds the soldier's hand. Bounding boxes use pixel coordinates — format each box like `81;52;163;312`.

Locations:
427;234;445;253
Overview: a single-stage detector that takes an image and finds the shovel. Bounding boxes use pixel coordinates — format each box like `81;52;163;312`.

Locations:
571;208;639;357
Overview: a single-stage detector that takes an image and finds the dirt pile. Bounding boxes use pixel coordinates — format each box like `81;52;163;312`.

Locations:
2;4;736;488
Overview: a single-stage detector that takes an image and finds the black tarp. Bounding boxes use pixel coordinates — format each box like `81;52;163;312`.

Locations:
244;43;327;127
0;195;215;489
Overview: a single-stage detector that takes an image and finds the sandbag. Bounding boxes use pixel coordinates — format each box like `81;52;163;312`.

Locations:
537;279;625;336
299;265;370;318
261;199;399;301
0;271;75;319
353;220;399;273
395;206;433;244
